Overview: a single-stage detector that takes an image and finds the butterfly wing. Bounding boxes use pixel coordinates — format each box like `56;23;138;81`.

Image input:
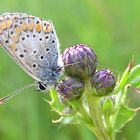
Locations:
0;13;63;84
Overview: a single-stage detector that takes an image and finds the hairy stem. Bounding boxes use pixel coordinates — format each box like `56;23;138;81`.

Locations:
84;80;114;140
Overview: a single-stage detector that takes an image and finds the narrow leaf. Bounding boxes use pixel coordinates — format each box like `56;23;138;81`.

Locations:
59;115;81;124
114;63;131;93
46;89;65;114
127;64;140;87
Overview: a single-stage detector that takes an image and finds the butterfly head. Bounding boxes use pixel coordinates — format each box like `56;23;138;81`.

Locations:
37;65;62;90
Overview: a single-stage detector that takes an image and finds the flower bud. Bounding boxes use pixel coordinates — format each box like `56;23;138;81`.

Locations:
62;44;97;80
91;69;116;95
58;78;84;100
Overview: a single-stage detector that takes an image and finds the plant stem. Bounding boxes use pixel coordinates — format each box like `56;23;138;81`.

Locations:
84;80;114;140
70;99;92;124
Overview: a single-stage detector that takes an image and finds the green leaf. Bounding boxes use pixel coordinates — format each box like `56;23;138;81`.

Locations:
57;115;81;124
44;89;65;114
114;64;131;93
113;105;136;131
127;64;140;87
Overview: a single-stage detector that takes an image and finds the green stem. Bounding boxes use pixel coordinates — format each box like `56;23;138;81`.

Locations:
69;99;93;125
71;100;102;139
68;96;103;138
105;115;113;137
84;80;114;140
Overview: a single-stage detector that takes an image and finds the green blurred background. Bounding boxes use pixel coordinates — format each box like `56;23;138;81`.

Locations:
0;0;140;140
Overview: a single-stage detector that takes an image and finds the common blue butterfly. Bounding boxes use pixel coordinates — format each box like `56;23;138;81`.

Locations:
0;13;63;104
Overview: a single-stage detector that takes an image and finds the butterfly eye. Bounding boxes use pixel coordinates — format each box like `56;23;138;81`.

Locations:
38;82;46;90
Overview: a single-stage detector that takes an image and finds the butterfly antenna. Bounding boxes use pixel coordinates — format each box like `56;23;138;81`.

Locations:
0;83;36;105
57;61;80;70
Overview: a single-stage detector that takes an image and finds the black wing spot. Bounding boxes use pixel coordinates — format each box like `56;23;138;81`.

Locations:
44;23;47;26
13;16;18;20
33;34;36;38
20;54;24;58
20;21;22;24
33;50;37;54
22;37;25;41
14;24;18;28
15;48;18;51
52;40;55;43
36;21;39;24
39;38;42;41
26;34;29;37
46;48;50;52
5;40;9;43
40;56;44;59
10;31;14;35
45;36;49;39
33;64;36;68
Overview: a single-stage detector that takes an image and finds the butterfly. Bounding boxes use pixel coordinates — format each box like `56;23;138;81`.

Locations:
0;13;63;104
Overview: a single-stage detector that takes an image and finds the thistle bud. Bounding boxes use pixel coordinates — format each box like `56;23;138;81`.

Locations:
62;44;97;80
91;69;116;95
58;78;84;100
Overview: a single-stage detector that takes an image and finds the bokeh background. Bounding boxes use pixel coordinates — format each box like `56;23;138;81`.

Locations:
0;0;140;140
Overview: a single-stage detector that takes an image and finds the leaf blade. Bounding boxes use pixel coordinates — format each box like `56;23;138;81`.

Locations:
127;64;140;87
113;105;136;131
